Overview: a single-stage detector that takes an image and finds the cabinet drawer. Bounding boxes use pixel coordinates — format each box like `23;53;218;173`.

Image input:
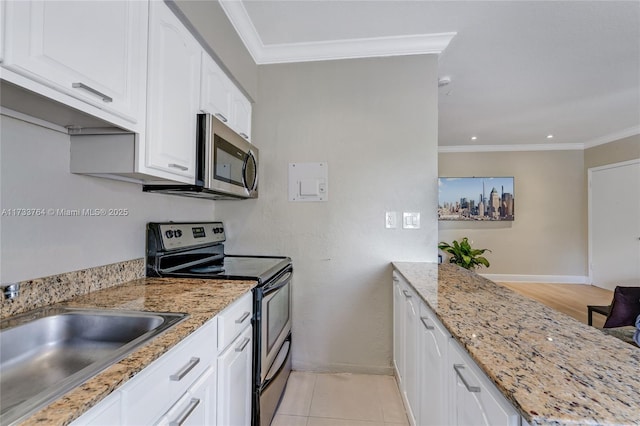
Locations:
218;292;253;352
120;317;217;425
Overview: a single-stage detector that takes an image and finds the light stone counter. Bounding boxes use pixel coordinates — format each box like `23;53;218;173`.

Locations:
392;261;640;426
10;276;256;426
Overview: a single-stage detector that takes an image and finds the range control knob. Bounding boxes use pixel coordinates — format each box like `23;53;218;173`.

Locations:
165;230;174;239
174;229;183;238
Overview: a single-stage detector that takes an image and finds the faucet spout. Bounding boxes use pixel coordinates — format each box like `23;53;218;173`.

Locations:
2;283;20;301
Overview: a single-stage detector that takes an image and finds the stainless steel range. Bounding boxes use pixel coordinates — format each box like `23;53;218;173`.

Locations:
146;222;292;426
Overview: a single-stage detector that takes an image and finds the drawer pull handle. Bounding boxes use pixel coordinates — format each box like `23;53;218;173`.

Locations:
168;163;189;171
169;397;200;426
402;290;412;298
71;82;113;103
420;316;435;330
214;113;228;123
235;311;251;324
453;364;480;393
239;132;249;139
170;357;200;381
235;337;250;352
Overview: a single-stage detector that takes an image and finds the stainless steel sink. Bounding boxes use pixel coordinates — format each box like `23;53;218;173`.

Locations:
0;307;188;425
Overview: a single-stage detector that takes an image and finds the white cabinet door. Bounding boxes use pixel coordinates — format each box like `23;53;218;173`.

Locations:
403;289;419;426
449;340;519;426
418;303;449;426
157;366;217;426
231;88;252;141
200;52;233;124
145;0;200;183
2;0;147;123
393;273;405;385
217;326;252;426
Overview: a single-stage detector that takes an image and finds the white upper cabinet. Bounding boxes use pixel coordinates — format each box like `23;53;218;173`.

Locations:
200;53;233;125
144;0;201;182
231;88;252;141
2;0;147;125
200;53;252;142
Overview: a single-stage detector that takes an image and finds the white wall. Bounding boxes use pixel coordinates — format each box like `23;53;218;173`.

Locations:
215;55;439;373
0;115;214;283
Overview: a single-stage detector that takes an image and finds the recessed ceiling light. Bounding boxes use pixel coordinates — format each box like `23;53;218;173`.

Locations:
546;134;554;139
470;136;478;141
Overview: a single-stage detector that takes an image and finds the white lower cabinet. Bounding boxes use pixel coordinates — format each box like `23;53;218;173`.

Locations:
418;301;449;426
216;326;253;426
449;340;519;426
71;292;254;426
392;270;521;426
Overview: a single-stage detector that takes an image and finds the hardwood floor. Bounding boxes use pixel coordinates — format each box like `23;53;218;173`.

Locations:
499;282;614;328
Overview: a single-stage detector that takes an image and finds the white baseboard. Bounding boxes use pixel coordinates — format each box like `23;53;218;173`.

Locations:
481;274;589;284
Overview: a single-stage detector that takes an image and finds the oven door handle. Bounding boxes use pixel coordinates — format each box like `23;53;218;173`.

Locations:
262;335;291;391
262;269;292;294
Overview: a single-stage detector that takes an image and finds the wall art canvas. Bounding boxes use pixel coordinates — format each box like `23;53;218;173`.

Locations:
438;177;515;221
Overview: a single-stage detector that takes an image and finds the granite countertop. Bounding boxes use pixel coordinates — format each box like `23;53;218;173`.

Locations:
392;261;640;426
15;277;256;426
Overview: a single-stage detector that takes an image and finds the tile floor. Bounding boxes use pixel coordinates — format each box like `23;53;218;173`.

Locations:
272;371;409;426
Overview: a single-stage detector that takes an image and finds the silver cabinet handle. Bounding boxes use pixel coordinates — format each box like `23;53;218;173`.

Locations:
170;357;200;381
453;364;480;393
169;398;200;426
168;163;189;171
239;132;249;139
402;290;412;298
214;112;228;123
235;311;250;324
235;337;250;352
392;276;399;283
420;316;434;330
71;82;113;103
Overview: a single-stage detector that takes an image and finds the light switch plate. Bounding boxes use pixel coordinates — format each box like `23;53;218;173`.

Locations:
385;212;397;229
403;212;421;229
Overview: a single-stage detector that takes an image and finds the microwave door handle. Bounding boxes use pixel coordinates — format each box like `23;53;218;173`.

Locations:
242;152;257;192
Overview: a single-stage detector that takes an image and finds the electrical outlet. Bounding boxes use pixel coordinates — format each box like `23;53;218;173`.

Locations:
385;212;397;229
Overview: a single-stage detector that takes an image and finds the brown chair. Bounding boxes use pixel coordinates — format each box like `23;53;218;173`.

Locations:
587;304;611;326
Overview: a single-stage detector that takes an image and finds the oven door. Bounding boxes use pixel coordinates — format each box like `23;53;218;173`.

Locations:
260;267;292;383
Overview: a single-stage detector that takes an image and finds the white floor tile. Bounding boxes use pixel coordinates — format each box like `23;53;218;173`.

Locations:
276;371;317;416
271;414;309;426
374;375;409;425
307;417;385;426
308;373;385;422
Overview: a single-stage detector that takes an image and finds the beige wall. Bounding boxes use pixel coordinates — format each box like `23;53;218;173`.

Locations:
439;150;587;278
215;55;439;373
585;134;640;169
173;0;258;100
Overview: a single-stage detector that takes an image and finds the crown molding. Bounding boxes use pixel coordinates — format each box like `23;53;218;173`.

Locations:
219;1;455;64
582;125;640;149
438;143;585;153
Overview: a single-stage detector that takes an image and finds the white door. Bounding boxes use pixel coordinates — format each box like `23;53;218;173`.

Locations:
217;327;252;426
589;160;640;290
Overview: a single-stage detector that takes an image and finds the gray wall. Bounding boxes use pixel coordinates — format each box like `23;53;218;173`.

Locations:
173;0;258;100
439;150;587;278
0;115;214;283
215;55;439;373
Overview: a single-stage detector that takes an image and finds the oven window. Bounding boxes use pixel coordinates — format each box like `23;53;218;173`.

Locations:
214;134;245;187
267;282;290;353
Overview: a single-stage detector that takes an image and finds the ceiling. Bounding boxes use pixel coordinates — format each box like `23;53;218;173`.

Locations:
220;1;640;150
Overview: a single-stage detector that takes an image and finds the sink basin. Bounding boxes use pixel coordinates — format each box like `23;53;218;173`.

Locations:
0;307;188;425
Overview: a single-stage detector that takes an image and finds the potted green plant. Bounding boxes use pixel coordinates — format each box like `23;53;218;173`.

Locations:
438;237;491;270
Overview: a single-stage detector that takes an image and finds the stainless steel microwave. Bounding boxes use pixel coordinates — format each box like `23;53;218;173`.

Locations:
143;114;258;200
